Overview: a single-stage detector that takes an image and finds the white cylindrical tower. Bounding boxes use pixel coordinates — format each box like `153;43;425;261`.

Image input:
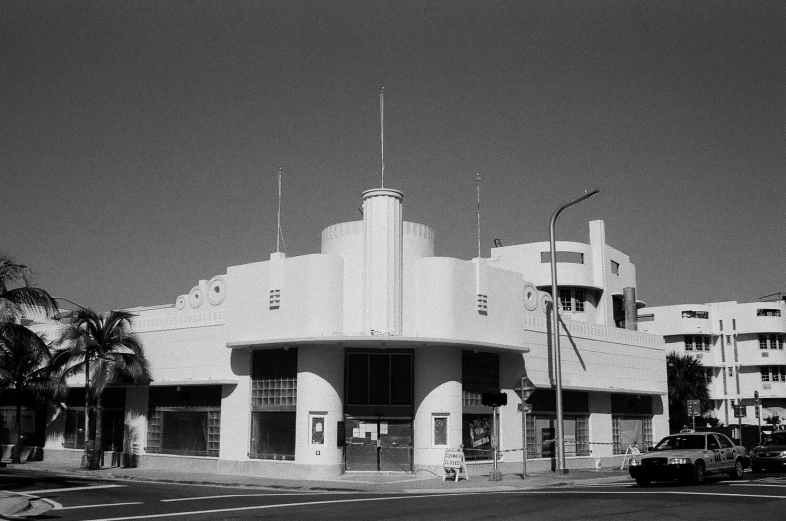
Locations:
362;188;403;335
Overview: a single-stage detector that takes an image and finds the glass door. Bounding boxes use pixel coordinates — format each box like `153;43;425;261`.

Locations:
345;417;412;472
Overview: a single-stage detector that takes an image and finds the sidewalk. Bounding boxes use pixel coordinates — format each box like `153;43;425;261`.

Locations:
1;460;633;517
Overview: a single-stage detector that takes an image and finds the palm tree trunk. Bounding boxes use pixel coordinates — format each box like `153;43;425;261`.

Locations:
90;394;103;470
11;396;22;464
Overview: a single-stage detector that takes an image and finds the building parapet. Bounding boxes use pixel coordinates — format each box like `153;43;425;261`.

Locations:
132;310;225;333
521;315;665;349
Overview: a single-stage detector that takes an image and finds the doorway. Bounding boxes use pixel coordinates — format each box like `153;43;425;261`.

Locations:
344;417;412;472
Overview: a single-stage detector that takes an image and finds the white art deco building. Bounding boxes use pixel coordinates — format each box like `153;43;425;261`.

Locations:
638;300;786;427
37;187;667;478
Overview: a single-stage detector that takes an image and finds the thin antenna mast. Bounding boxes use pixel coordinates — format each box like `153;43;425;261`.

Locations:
476;172;481;295
277;167;282;253
380;87;385;188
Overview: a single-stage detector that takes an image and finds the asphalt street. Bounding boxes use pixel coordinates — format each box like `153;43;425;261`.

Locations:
2;470;786;520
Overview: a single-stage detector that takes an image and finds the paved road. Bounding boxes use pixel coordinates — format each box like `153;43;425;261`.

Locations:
3;470;786;520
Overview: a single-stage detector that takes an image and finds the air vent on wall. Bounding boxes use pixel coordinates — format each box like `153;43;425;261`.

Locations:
269;289;281;310
477;294;488;316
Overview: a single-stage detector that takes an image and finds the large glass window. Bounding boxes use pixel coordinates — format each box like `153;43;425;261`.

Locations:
612;416;654;454
346;352;412;407
63;387;125;451
526;414;589;458
146;385;221;457
0;406;39;447
611;393;654;454
147;409;220;457
250;349;297;461
250;411;295;460
525;390;590;458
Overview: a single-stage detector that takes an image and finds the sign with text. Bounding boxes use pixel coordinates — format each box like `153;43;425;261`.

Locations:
442;449;469;482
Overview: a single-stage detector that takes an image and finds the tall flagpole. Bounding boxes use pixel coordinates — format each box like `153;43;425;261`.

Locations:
277;167;282;253
380;87;385;188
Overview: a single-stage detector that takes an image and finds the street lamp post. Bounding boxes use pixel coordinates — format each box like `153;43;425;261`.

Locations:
549;189;599;475
54;297;92;466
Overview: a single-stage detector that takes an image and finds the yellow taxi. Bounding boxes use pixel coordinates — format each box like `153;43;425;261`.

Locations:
628;431;749;486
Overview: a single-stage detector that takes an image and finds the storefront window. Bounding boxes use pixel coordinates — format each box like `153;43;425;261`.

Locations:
461;350;500;461
462;413;495;460
251;411;296;459
250;349;298;461
611;393;654;454
146;385;222;457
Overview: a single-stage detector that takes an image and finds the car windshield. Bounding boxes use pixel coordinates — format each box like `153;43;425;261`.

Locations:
763;433;786;446
653;435;706;451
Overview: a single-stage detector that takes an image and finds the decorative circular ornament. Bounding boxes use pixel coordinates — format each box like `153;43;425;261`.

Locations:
176;295;186;310
207;276;226;305
523;282;539;311
540;292;553;312
189;287;204;309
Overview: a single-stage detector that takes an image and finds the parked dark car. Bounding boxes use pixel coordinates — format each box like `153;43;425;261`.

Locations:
750;430;786;472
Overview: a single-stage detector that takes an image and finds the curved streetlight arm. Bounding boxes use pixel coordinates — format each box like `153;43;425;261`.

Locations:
548;188;599;475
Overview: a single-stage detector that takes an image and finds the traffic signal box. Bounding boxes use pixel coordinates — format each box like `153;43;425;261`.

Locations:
482;392;507;407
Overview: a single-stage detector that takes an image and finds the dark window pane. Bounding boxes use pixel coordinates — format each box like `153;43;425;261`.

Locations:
149;386;222;408
347;353;369;405
369;354;391;405
250;412;295;460
390;354;412;405
252;348;297;379
161;411;208;455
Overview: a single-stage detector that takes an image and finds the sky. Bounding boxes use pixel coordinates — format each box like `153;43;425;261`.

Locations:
2;0;784;313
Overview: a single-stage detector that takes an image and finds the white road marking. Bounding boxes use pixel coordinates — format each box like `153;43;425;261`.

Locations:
729;483;786;488
59;502;144;510
80;494;479;521
162;493;324;502
23;484;125;494
498;489;786;499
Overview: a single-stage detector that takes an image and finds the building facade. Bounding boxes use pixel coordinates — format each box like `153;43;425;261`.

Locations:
638;300;786;427
34;188;667;478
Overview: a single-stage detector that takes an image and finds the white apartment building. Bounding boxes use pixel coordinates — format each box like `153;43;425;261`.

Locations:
638;300;786;427
29;187;667;478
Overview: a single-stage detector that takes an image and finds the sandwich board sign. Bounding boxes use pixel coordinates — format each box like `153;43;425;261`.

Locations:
442;449;469;482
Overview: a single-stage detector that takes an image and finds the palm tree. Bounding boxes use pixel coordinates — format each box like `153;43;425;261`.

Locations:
0;256;59;462
0;256;57;323
667;351;710;432
0;322;64;462
53;308;150;469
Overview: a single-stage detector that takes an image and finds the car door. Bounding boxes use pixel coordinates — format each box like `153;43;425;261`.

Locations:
706;434;723;471
716;433;737;469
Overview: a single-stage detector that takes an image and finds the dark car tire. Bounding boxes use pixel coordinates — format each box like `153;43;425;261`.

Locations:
728;459;744;479
635;477;651;487
692;461;707;485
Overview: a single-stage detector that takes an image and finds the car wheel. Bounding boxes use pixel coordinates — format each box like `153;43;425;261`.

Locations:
692;461;707;485
635;477;651;487
728;459;744;479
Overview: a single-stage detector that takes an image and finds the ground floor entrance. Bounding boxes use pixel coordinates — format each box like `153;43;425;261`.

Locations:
344;417;412;472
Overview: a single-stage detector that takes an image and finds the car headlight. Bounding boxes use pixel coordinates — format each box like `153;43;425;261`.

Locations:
629;459;640;466
668;458;692;465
